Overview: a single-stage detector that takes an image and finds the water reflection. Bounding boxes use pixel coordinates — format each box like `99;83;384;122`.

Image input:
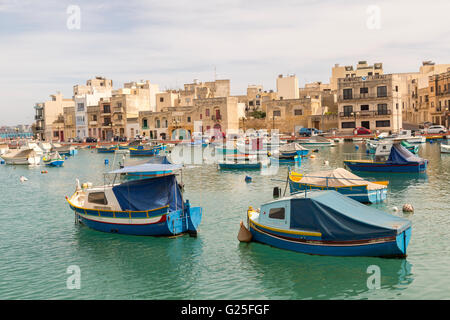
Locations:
237;242;413;299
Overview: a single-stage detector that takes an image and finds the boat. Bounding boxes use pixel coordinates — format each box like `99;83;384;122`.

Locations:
121;157;178;180
366;140;419;154
39;142;52;153
297;136;334;147
245;190;412;257
52;143;77;156
66;164;202;236
21;141;44;156
1;148;40;165
277;142;309;158
288;168;388;204
129;146;160;156
42;151;65;167
344;143;428;173
441;143;450;154
97;146;118;153
218;154;269;170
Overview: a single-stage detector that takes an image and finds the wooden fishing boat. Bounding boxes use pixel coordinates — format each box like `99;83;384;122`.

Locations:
129;146;159;156
42;151;64;167
289;168;388;204
344;143;428;173
218;154;269;170
97;146;118;153
297;136;334;147
66;164;202;236
245;190;411;257
278;142;309;158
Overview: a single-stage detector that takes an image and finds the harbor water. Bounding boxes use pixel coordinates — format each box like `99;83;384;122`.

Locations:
0;141;449;299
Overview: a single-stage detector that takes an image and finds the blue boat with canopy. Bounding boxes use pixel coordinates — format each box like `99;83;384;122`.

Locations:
66;163;202;236
344;143;428;173
244;190;411;257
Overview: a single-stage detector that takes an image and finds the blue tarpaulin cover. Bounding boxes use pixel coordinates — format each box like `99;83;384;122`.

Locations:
387;143;423;164
112;175;183;211
288;190;411;241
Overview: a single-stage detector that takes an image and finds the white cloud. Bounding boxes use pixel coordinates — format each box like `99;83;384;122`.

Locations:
0;0;449;125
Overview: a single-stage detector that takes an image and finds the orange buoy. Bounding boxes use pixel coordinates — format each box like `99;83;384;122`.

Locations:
41;170;48;174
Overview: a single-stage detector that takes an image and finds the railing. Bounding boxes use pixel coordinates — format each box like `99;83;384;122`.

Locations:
339;110;392;117
34;115;43;120
339;93;391;100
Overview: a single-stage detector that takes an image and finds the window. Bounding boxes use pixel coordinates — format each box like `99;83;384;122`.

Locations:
273;110;281;117
360;87;368;94
187;117;191;123
156;119;160;128
343;88;353;100
249;101;254;106
160;97;164;102
88;192;108;205
53;131;59;137
215;109;221;119
103;105;111;113
377;86;387;97
294;109;302;116
341;122;356;129
377;104;388;115
256;100;260;106
93;115;97;121
77;103;84;111
269;207;285;220
206;109;210;117
360;105;369;111
117;102;122;108
431;86;434;92
395;86;399;92
142;118;148;128
368;72;373;76
343;105;353;116
376;120;390;127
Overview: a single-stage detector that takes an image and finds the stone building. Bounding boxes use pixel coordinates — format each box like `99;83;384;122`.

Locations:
429;68;450;127
330;61;383;91
263;97;322;134
34;93;75;141
63;106;76;141
276;74;299;100
337;74;404;133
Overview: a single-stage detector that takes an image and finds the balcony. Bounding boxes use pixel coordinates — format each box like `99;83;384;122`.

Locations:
102;122;113;128
113;107;124;113
89;121;98;126
339;110;392;118
35;115;43;120
338;93;391;101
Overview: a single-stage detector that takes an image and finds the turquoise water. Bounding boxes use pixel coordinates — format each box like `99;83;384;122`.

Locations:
0;142;449;299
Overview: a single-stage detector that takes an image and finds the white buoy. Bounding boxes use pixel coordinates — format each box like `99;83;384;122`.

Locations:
402;204;414;213
20;176;28;182
392;206;399;213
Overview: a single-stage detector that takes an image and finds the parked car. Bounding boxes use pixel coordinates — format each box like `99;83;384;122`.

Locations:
299;128;321;137
85;137;97;143
424;125;447;134
113;136;128;142
72;137;83;143
353;127;372;135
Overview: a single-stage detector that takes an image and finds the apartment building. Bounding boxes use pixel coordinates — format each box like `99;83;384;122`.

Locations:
429;68;450;127
63;106;76;141
337;74;405;133
34;93;75;141
74;77;113;139
331;61;383;91
276;74;299;100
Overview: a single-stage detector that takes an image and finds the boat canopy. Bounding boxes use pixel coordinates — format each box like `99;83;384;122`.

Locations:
282;190;411;241
108;163;182;174
112;175;183;211
146;155;172;165
290;168;385;190
388;143;423;164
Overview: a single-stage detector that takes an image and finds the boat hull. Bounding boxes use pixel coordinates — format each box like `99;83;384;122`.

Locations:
68;201;202;236
249;221;411;257
130;149;159;156
44;160;64;167
218;162;262;170
344;160;427;173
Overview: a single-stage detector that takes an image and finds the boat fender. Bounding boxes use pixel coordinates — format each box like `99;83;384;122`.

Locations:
355;145;359;150
392;206;399;213
402;204;414;213
104;159;109;165
245;176;252;183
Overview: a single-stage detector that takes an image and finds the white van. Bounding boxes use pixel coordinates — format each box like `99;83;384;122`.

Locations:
426;125;447;134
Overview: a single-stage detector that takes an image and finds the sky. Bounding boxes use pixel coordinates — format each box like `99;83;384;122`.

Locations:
1;0;450;126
